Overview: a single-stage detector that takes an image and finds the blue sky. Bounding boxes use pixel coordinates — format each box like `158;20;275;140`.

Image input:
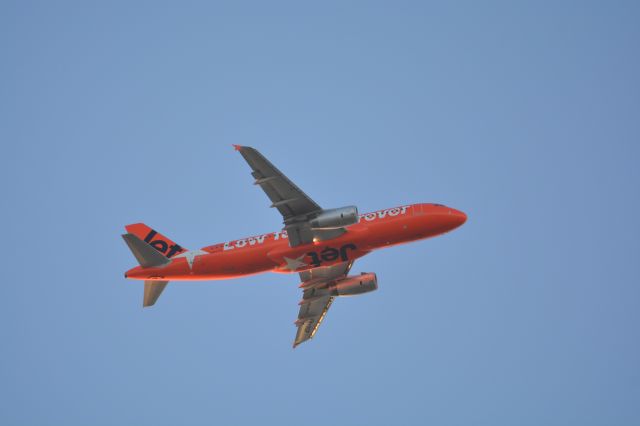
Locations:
2;1;639;425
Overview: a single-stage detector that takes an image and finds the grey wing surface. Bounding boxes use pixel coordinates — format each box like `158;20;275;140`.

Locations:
234;145;321;220
234;145;345;247
294;261;353;348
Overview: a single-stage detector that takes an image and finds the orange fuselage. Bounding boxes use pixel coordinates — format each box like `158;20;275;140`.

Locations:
125;203;466;281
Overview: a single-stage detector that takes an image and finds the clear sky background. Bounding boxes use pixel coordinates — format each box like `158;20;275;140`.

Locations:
1;1;639;425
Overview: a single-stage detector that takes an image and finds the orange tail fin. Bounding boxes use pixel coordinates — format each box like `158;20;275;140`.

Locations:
124;223;187;259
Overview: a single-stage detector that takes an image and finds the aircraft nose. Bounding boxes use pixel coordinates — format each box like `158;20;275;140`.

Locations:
448;208;467;228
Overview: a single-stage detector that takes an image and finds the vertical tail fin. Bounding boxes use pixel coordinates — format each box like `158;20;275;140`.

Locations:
125;223;187;258
122;223;185;308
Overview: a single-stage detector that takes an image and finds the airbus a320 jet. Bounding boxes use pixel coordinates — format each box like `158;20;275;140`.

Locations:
122;146;467;347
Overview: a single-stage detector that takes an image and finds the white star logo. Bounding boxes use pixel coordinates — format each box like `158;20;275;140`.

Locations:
283;255;307;271
174;249;208;270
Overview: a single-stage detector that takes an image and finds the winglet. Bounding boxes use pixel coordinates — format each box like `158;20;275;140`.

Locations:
232;144;243;151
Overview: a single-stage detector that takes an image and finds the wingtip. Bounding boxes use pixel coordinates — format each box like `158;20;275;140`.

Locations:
232;144;243;151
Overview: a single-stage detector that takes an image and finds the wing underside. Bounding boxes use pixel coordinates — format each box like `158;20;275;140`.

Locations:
234;145;320;220
294;261;352;347
234;145;347;247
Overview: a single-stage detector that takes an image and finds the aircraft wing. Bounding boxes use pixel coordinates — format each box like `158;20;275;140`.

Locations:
293;261;353;348
234;145;321;219
234;145;345;247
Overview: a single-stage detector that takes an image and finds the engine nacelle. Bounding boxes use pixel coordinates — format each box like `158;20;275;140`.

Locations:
329;273;378;297
309;206;359;229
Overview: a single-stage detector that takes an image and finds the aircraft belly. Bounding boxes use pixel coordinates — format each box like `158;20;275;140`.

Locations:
191;248;276;279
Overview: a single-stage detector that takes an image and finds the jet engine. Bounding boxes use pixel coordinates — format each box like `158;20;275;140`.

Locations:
309;206;359;229
328;273;378;296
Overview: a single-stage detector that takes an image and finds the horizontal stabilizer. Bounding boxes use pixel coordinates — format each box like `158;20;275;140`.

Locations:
144;280;169;307
122;233;171;268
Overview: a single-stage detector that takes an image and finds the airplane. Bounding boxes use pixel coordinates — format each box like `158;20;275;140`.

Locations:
122;145;467;347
